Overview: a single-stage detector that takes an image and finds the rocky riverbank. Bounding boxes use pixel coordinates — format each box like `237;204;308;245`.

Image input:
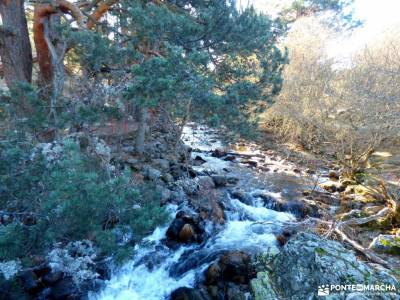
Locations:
2;123;399;300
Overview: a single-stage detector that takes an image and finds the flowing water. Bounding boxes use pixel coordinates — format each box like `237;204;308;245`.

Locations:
89;124;313;300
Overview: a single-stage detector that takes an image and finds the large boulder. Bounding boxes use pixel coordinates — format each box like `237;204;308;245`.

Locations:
166;212;205;245
203;252;254;300
369;235;400;255
251;233;399;300
205;251;254;285
170;287;211;300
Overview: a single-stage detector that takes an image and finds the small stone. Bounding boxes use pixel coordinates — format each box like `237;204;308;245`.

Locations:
152;158;170;171
223;155;236;162
143;166;162;181
126;158;139;166
276;234;288;246
162;173;174;183
211;149;227;158
230;189;252;205
211;175;227;187
328;170;340;180
259;166;270;172
197;176;215;190
242;160;257;168
193;155;207;166
226;176;239;185
305;168;315;175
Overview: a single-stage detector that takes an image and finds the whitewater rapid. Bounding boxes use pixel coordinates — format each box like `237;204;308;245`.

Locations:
89;125;295;300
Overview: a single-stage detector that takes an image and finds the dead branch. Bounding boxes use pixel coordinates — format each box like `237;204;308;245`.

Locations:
86;0;118;29
282;207;394;270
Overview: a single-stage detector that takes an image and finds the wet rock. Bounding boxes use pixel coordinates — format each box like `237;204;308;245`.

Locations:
328;170;340;180
178;224;196;243
170;287;211;300
211;175;227;187
305;168;316;175
188;167;197;178
205;251;255;285
252;191;276;203
276;234;288;246
241;160;258;168
369;235;400;255
197;176;216;190
205;262;221;285
226;176;239;185
258;166;270;172
211;149;227;158
253;191;319;218
193;155;207;166
320;181;345;193
166;212;205;244
223;155;236;162
252;232;399;300
230;189;252;205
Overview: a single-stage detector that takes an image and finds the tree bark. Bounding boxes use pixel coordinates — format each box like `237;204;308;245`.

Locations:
0;0;32;88
33;0;117;88
135;106;148;155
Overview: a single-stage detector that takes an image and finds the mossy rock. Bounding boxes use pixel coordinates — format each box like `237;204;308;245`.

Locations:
250;272;278;300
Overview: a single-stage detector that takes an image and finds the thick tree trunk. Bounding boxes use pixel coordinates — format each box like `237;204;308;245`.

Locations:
0;0;32;88
135;106;148;155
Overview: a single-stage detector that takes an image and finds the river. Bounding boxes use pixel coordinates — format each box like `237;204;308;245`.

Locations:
89;124;320;300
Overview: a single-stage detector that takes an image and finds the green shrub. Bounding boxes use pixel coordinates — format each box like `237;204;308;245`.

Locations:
0;137;167;265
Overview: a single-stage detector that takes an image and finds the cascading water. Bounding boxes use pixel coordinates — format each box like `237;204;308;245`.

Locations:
89;125;297;300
